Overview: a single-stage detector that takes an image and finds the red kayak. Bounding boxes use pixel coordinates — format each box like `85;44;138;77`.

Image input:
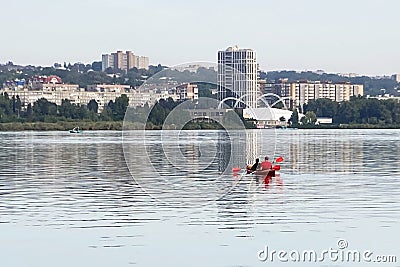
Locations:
232;157;283;176
253;169;276;177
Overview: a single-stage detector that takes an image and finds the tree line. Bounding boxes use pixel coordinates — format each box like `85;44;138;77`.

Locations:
0;92;200;129
0;92;129;123
291;96;400;127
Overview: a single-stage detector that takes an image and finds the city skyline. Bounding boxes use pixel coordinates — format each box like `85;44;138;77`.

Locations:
1;0;400;76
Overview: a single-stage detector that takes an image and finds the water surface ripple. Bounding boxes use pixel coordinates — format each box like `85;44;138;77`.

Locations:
0;130;399;267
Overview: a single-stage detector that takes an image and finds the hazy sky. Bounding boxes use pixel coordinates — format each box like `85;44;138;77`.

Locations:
1;0;399;75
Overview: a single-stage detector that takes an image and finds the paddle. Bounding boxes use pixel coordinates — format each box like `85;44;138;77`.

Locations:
232;167;241;172
271;157;283;171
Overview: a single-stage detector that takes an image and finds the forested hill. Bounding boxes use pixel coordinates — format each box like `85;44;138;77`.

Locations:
260;70;399;96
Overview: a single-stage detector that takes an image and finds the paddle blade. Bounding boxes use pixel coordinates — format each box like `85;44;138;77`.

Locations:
273;165;281;170
232;167;241;172
275;156;284;163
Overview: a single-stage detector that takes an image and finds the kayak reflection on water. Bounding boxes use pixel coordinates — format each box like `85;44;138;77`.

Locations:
232;169;283;189
262;173;283;188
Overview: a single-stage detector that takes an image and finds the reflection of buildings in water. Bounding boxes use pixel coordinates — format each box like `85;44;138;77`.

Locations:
286;132;364;173
230;131;246;169
217;131;232;173
214;130;287;231
140;133;203;174
126;132;214;184
178;143;202;174
96;144;127;173
217;130;260;172
246;131;259;165
245;129;278;167
7;133;133;194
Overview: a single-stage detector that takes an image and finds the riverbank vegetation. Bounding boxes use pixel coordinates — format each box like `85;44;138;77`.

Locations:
2;91;400;130
289;96;400;128
0;91;131;131
0;91;246;131
305;96;400;125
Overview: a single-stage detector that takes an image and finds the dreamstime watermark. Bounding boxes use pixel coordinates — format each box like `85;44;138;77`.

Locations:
257;239;397;263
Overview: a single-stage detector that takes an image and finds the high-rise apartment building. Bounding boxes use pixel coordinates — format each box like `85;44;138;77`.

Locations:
217;46;259;108
136;56;150;70
393;74;400;83
112;51;124;70
101;54;114;72
102;50;149;71
126;51;136;70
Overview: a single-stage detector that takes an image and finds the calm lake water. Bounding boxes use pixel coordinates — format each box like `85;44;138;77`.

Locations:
0;129;399;267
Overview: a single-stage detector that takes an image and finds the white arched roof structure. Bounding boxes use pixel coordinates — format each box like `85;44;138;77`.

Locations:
232;93;291;110
218;97;248;109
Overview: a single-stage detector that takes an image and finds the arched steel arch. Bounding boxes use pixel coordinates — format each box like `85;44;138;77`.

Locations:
218;97;257;118
218;97;248;109
232;93;271;109
270;96;291;110
232;93;291;110
256;93;291;110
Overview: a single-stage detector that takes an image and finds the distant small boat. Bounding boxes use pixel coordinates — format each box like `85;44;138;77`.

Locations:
69;127;83;134
276;125;287;129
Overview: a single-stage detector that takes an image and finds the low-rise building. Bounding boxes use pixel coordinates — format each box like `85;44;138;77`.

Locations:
3;86;133;112
87;84;131;93
175;83;199;101
316;117;333;124
185;108;227;123
366;94;400;102
2;85;185;113
1;75;204;112
242;107;298;128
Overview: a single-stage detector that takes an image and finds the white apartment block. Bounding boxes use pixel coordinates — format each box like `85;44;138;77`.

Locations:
217;46;259;108
87;84;131;93
3;86;134;113
267;80;363;109
2;84;186;113
290;81;363;108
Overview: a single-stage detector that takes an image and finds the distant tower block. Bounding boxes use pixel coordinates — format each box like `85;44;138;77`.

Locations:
101;50;149;71
217;46;259;108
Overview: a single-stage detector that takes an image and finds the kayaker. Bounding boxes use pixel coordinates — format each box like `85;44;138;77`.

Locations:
260;156;272;170
247;158;260;174
261;156;274;182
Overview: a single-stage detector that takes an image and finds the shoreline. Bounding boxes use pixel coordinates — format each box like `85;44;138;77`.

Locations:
1;122;400;131
0;121;124;131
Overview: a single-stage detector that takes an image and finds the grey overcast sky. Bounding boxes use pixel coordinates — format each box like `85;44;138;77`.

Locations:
1;0;399;75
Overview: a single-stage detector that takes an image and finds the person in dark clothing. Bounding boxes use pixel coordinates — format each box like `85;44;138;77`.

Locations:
247;158;260;174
